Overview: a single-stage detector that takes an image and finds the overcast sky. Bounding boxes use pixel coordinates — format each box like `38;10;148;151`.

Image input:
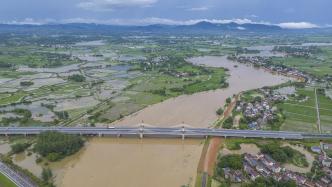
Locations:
0;0;331;28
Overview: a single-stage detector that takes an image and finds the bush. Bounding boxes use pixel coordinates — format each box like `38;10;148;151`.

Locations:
68;74;85;82
41;168;53;183
20;81;34;87
46;153;61;162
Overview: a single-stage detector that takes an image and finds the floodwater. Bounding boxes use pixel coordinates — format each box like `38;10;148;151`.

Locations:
60;138;203;187
26;56;292;187
115;56;291;127
245;46;285;57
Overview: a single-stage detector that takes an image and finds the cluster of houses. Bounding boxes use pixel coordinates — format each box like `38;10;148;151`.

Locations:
311;143;332;186
223;153;328;187
228;55;309;81
272;46;318;58
235;89;285;129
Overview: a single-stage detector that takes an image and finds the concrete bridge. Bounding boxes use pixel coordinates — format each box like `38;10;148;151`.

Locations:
0;126;331;140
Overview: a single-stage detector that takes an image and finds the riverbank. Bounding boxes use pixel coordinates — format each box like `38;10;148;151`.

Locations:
114;56;291;128
5;56;293;187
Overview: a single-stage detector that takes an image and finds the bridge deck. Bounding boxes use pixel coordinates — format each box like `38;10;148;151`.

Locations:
0;127;331;140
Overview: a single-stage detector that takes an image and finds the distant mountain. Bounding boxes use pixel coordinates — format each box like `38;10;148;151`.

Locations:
0;21;330;35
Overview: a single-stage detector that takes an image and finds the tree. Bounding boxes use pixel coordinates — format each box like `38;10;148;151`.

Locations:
216;108;224;115
222;117;233;129
11;142;30;154
217;154;243;170
34;131;84;161
226;97;232;104
54;111;69;120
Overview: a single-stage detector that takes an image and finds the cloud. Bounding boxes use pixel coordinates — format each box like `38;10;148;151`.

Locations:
249;14;258;18
278;22;318;29
187;6;209;11
59;17;260;26
3;18;55;25
237;26;246;30
2;17;322;30
77;0;157;11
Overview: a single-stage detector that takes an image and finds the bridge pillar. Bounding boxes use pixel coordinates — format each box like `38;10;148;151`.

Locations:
117;134;121;138
181;126;185;140
98;133;102;137
139;124;144;139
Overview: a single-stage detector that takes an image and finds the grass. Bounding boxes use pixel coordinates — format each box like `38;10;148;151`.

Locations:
278;87;319;132
91;66;227;123
318;93;332;132
224;138;259;150
0;172;17;187
277;87;332;132
225;138;309;168
0;92;26;106
271;49;332;78
291;151;309;167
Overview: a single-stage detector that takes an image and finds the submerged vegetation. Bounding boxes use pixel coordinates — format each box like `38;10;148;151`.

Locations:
34;131;84;161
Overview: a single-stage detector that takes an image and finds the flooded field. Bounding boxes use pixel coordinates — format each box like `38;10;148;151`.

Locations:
60;138;203;187
115;56;291;127
245;45;285;57
10;56;293;187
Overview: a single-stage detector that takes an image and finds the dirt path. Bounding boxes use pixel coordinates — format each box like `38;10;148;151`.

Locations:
197;94;240;185
203;137;222;176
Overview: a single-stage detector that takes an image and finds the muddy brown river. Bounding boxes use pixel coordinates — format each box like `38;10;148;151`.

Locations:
12;56;292;187
59;138;203;187
115;56;291;127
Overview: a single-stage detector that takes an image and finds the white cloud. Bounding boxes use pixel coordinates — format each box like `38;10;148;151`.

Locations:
59;17;262;26
2;17;323;30
3;18;55;25
187;6;209;11
249;14;258;18
278;22;318;29
237;26;246;30
78;0;157;11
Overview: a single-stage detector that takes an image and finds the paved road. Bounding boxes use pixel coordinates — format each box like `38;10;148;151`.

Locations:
0;127;331;140
0;161;36;187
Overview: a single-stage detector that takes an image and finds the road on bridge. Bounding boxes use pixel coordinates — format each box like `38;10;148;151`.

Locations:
0;127;331;140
